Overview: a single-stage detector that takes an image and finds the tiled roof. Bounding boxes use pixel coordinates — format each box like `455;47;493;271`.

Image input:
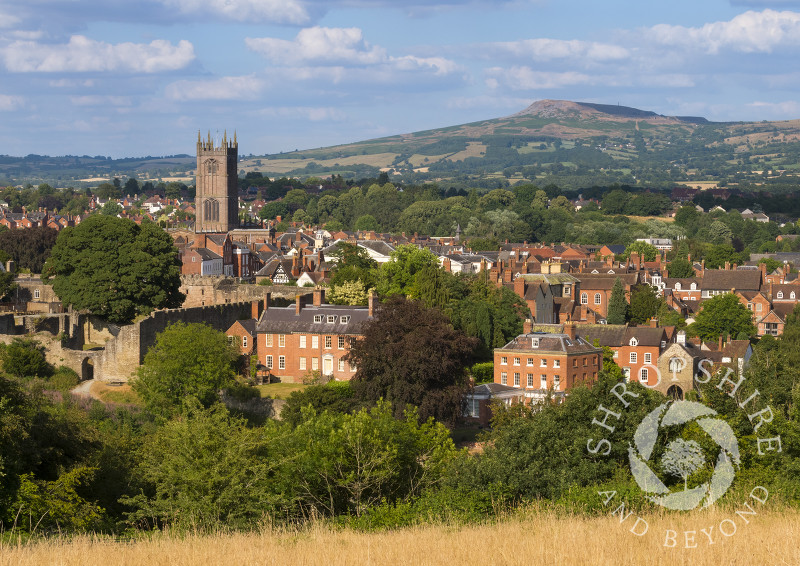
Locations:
256;304;373;334
497;332;599;354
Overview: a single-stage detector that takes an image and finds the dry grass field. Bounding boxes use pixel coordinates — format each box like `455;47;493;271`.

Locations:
3;508;798;566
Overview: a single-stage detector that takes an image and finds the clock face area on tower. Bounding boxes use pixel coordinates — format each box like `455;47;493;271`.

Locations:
195;132;238;234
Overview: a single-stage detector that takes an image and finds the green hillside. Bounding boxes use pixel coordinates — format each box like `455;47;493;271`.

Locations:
243;99;800;192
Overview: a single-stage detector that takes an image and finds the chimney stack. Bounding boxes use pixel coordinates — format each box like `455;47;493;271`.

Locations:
295;294;303;315
313;287;325;306
565;322;576;340
368;291;376;317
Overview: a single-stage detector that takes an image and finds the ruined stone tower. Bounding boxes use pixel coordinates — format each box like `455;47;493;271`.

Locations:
195;131;238;233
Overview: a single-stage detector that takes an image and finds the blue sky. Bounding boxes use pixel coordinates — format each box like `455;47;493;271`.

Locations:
1;0;800;158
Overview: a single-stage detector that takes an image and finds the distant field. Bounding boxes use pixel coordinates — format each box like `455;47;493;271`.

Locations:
91;381;140;405
3;508;797;566
241;153;397;175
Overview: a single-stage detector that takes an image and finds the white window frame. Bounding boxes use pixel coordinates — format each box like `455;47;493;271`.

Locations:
312;357;319;370
513;357;520;366
514;372;520;387
338;359;345;372
338;336;345;349
630;352;637;364
299;335;307;348
299;357;307;371
266;355;273;369
501;372;507;385
242;336;248;349
540;375;547;389
540;359;547;367
581;292;588;305
314;315;322;323
594;293;602;305
265;334;273;347
640;368;648;383
312;335;319;348
325;336;332;349
278;356;285;370
644;353;651;364
278;334;285;348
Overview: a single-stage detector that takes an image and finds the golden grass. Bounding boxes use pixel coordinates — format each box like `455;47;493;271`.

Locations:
3;508;798;566
91;381;140;405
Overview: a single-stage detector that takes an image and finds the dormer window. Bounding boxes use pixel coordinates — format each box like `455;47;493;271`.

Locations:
675;282;681;290
690;282;697;290
777;291;784;299
341;316;350;324
792;292;796;300
629;337;638;347
532;338;540;348
314;315;322;323
327;315;337;323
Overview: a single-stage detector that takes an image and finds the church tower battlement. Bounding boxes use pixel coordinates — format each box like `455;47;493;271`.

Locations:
195;130;238;234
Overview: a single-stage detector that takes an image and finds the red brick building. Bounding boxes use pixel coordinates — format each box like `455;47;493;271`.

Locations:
255;290;375;382
492;323;602;404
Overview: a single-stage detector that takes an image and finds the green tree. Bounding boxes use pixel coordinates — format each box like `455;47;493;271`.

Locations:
628;285;661;325
606;278;628;324
132;322;238;418
42;215;184;323
377;244;441;298
623;241;658;262
123;403;288;530
667;257;695;278
688;293;756;341
0;226;58;273
288;402;458;518
100;201;122;216
1;338;52;378
346;297;479;425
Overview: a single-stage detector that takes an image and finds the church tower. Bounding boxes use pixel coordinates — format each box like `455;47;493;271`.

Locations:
195;131;238;233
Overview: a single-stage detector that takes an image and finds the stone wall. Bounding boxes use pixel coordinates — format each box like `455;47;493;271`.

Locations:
94;300;264;383
180;275;300;308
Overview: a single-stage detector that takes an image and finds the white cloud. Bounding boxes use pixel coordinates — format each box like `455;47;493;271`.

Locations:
748;100;800;114
246;27;385;65
165;75;264;101
446;94;532;111
161;0;310;24
0;10;20;28
2;35;195;72
486;67;594;90
489;38;629;62
649;9;800;54
0;94;23;111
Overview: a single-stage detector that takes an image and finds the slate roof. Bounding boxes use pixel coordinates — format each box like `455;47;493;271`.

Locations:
702;269;761;291
497;332;600;354
256;304;373;334
574;272;639;289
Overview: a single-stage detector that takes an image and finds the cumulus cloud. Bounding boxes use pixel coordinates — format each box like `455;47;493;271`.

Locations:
165;75;264;101
2;35;195;72
488;38;629;62
649;9;800;54
246;27;385;65
485;67;594;90
160;0;310;24
246;26;461;80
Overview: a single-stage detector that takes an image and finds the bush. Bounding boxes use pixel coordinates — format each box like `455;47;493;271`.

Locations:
49;366;80;392
470;362;494;384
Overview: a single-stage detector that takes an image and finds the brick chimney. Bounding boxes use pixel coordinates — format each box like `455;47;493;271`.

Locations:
368;292;376;317
565;322;576;340
514;276;526;299
650;317;659;328
313;287;325;306
263;293;270;312
295;294;303;315
523;318;533;333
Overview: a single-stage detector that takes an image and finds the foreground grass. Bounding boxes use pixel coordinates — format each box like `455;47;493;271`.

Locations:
3;508;798;566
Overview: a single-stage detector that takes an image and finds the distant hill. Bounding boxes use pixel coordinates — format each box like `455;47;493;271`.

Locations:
241;99;800;192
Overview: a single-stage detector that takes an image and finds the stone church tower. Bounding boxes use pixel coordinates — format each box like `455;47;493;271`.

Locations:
195;131;238;233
